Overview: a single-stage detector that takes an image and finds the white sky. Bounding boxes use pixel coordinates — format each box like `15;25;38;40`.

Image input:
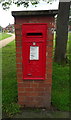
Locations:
0;0;59;28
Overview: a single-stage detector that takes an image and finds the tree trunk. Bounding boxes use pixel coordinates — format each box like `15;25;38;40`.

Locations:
54;2;70;64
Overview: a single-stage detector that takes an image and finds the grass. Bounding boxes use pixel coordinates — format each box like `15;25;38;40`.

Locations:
0;33;12;40
52;32;71;111
67;32;71;60
2;41;20;117
52;62;70;111
2;33;71;117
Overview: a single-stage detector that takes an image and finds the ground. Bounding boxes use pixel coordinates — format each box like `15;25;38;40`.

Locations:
2;107;70;119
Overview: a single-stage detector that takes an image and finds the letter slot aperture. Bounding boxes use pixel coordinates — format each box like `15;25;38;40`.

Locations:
27;33;43;37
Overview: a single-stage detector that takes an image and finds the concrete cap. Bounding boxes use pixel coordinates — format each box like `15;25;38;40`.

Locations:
12;10;58;17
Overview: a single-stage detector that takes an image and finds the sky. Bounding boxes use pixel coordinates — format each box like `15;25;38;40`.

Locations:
0;0;59;28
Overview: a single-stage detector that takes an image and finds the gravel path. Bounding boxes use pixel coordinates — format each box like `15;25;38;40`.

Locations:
0;34;15;48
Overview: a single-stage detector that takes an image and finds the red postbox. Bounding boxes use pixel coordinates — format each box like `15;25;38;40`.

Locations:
12;10;58;108
22;23;47;80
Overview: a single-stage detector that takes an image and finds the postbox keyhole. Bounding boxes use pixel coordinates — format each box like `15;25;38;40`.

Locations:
33;42;36;45
28;73;32;76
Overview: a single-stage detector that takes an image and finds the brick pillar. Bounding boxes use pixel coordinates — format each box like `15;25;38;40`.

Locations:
12;10;57;108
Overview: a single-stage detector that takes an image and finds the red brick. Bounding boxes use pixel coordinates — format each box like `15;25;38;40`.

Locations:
16;49;22;53
15;29;22;35
25;87;34;92
18;97;33;104
16;53;22;57
47;46;53;52
16;63;22;68
18;101;24;105
16;41;22;45
47;62;52;68
45;78;52;84
16;39;22;42
17;75;22;79
18;83;24;87
22;92;45;97
25;97;34;101
47;74;52;78
48;33;53;40
45;87;51;93
16;71;22;76
48;52;52;57
16;46;22;49
18;97;25;102
16;58;22;63
47;40;53;47
18;92;38;97
16;47;22;51
17;73;23;78
16;42;22;47
38;83;48;88
18;83;30;87
17;78;23;82
46;57;52;63
16;34;22;38
15;35;22;41
14;24;21;29
30;83;38;88
18;87;25;91
16;56;22;60
16;68;22;73
34;87;45;92
47;68;52;73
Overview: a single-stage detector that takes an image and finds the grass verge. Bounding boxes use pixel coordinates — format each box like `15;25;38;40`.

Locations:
52;62;70;111
0;33;12;40
52;32;70;111
2;33;71;117
2;41;20;117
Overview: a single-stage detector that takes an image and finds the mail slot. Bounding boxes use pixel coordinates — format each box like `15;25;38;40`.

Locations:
27;32;43;37
22;23;47;80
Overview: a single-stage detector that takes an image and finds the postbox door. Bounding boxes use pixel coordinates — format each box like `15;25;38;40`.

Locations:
22;42;46;80
22;23;47;80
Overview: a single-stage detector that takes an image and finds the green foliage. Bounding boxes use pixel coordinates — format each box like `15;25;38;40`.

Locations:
14;1;29;7
53;32;71;61
31;0;39;5
0;26;2;32
3;103;20;117
0;0;12;10
67;32;71;60
0;33;12;40
0;0;54;10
